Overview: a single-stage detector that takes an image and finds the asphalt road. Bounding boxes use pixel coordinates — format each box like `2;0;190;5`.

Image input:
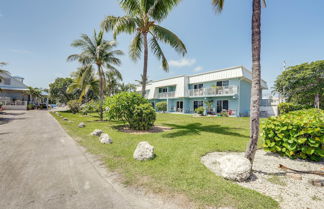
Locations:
0;111;179;209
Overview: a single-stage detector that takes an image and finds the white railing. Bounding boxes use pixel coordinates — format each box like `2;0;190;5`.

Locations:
157;91;175;99
188;86;238;97
0;100;27;106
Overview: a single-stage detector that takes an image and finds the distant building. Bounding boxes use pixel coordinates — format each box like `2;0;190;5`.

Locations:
0;72;29;109
136;66;268;117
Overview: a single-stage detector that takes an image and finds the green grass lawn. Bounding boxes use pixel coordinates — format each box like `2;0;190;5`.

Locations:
52;112;278;209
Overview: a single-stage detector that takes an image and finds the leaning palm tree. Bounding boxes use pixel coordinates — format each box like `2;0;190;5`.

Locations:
212;0;266;164
67;65;99;102
101;0;187;96
67;30;123;120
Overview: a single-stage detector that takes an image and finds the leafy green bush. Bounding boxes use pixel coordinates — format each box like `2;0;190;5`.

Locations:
27;104;35;110
156;101;167;112
278;102;306;114
220;111;229;117
67;100;81;114
195;106;205;115
263;109;324;161
81;100;99;115
104;92;156;130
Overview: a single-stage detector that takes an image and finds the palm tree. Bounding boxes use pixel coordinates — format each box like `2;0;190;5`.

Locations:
106;70;123;96
212;0;266;164
67;65;99;102
119;83;136;92
67;30;123;120
101;0;187;97
27;87;43;104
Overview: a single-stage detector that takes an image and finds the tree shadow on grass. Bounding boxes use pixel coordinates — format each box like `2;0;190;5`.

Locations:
161;122;248;138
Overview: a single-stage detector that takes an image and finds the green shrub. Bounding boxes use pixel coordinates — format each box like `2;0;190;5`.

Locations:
129;103;156;130
263;109;324;161
27;104;35;110
67;100;81;114
156;101;167;112
81;100;99;115
104;92;156;130
220;111;229;117
278;102;306;114
195;106;205;115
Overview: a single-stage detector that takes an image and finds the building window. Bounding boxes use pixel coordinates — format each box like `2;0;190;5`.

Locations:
193;83;203;89
159;87;168;93
216;80;229;88
216;100;229;113
193;101;203;110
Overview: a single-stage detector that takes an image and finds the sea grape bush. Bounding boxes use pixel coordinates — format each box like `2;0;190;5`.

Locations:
263;109;324;161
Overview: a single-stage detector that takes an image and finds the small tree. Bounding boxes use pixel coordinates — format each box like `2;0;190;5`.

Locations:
156;101;167;113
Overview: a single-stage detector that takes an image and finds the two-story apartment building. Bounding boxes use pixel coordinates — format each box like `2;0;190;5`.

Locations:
137;66;268;117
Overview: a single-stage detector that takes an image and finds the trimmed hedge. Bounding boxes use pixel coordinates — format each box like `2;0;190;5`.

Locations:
263;109;324;161
278;102;306;114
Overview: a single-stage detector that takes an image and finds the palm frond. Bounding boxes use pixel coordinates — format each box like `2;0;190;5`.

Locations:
120;0;141;15
150;25;187;56
211;0;225;13
149;0;182;22
129;32;143;61
149;35;169;71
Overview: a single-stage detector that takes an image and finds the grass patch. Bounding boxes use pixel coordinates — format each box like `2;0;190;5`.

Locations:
266;175;287;187
52;112;279;209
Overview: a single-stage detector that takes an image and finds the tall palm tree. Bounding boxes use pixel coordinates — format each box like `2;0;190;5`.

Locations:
27;87;43;104
106;70;123;96
67;65;99;102
67;30;123;120
212;0;266;164
101;0;187;96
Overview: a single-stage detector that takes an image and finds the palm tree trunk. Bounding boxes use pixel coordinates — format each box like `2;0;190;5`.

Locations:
141;33;148;97
314;93;320;108
245;0;262;164
98;65;104;121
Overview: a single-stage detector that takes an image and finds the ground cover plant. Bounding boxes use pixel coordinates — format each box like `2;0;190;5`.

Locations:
263;109;324;161
52;112;278;209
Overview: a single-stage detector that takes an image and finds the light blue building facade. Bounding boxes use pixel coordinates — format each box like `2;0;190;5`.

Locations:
138;66;268;117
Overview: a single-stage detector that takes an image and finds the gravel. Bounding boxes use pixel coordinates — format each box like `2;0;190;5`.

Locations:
201;150;324;209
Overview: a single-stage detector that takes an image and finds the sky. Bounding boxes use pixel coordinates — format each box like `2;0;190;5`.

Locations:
1;0;324;92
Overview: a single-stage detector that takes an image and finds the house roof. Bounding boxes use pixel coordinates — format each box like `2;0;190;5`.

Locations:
0;72;29;91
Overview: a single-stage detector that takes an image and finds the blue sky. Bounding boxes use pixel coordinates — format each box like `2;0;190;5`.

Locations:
1;0;324;91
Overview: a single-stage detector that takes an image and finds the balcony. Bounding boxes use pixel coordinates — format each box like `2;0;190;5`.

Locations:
188;86;238;97
157;91;176;99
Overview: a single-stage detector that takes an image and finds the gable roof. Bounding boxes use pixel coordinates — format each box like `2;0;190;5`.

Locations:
0;72;28;91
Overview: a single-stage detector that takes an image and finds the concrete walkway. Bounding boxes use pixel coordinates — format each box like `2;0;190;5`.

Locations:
0;111;180;209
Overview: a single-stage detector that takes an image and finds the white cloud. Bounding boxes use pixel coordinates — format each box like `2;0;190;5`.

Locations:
193;66;203;72
169;58;196;67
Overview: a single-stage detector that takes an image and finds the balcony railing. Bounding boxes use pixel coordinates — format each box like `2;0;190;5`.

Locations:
157;91;175;99
188;86;238;97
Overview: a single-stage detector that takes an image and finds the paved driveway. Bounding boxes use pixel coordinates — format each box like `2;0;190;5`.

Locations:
0;111;178;209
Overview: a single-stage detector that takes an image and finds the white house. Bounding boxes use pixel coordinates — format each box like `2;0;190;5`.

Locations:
137;66;268;117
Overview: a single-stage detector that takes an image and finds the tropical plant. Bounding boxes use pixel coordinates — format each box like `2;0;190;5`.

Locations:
67;99;81;114
274;60;324;109
49;77;77;104
27;86;43;104
106;69;123;96
212;0;266;164
101;0;187;96
263;109;324;161
104;92;156;130
67;65;99;102
278;102;308;114
156;101;167;112
119;83;137;92
67;30;123;120
195;106;205;116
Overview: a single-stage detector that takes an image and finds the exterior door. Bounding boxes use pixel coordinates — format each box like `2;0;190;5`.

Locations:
193;101;203;110
217;100;229;113
176;101;183;112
